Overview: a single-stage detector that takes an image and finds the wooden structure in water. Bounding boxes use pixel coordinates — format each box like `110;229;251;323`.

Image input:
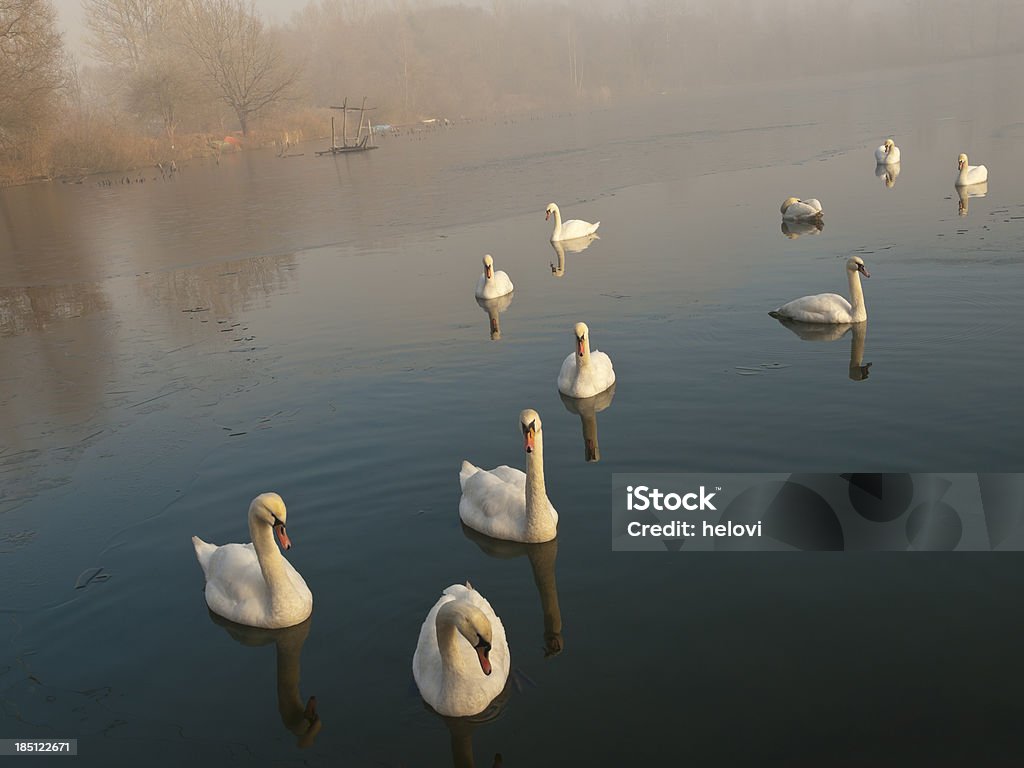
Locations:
315;98;378;155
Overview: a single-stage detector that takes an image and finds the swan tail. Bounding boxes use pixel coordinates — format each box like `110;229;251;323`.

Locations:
460;460;481;489
768;310;784;319
192;535;217;576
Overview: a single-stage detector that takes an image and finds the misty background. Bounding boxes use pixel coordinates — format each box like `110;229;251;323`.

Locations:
3;0;1024;183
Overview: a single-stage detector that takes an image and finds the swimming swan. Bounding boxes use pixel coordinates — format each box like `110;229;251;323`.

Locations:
769;257;871;324
545;202;600;241
956;153;988;186
875;138;901;165
412;582;511;717
780;197;823;221
460;409;558;544
192;492;313;629
475;254;514;300
558;321;616;399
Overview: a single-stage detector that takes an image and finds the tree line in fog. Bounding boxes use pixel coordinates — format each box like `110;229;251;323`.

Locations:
3;0;1024;183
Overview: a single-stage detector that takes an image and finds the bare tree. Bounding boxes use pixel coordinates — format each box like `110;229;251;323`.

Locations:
0;0;67;150
82;0;174;72
180;0;300;135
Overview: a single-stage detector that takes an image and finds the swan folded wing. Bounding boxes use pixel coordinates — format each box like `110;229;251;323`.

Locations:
192;535;218;577
204;543;270;616
562;219;599;239
459;469;529;539
775;293;853;324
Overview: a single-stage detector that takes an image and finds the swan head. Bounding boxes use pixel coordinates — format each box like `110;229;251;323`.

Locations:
520;408;542;454
482;254;494;279
545;202;557;221
846;256;870;278
958;153;968;171
884;138;895;153
249;492;291;550
780;197;800;214
437;598;494;675
573;321;589;358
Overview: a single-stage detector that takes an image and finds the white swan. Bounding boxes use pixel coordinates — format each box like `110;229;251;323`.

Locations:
780;197;823;221
460;409;558;544
192;493;313;629
412;582;511;717
545;202;600;241
956;153;988;186
557;321;616;399
769;256;871;324
474;254;514;300
875;138;901;165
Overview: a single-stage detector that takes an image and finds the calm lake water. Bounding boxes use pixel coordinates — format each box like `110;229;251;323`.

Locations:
2;53;1024;766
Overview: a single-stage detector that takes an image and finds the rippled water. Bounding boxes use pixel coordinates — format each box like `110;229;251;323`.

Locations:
2;55;1024;766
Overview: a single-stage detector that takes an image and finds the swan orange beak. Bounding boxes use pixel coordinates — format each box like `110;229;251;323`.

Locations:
476;644;492;675
275;523;292;550
524;429;535;453
545;210;551;221
858;264;871;278
485;265;492;278
577;337;585;357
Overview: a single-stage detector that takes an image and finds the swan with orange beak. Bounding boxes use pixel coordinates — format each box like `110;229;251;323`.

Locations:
557;321;616;399
475;254;514;300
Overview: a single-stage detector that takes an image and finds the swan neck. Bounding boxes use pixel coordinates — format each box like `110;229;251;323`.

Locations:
249;514;287;611
579;337;592;367
436;611;473;700
525;432;551;537
551;206;563;237
847;268;867;321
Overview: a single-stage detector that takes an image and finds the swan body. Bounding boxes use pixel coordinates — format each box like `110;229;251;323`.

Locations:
780;197;823;221
956;153;988;186
875;138;901;165
193;493;313;629
545;202;600;241
460;409;558;544
475;254;514;300
558;321;616;399
413;583;511;717
769;257;871;324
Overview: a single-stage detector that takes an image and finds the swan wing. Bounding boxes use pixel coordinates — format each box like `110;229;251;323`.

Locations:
875;145;887;163
460;466;528;539
783;201;822;220
558;350;616;399
558;219;600;240
202;543;273;624
771;293;853;324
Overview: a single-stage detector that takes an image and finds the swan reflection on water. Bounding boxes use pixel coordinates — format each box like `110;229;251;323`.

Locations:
476;293;514;340
207;611;322;747
461;525;563;658
874;161;901;188
780;219;824;239
429;678;512;768
957;180;988;216
559;382;616;462
549;233;599;277
772;318;872;381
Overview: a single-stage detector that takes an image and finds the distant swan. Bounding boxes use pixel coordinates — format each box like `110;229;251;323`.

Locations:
780;197;823;221
545;202;600;241
769;257;870;324
460;409;558;544
956;153;988;186
475;254;514;300
558;321;616;399
412;583;511;717
875;138;901;165
193;493;313;629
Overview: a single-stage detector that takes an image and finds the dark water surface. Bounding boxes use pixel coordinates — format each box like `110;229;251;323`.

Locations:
2;54;1024;766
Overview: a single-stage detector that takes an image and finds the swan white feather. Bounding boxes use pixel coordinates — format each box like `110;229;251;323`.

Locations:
875;138;901;165
475;254;514;300
413;583;511;717
459;409;558;544
557;321;616;399
769;257;871;324
780;197;823;221
192;493;313;629
545;202;600;241
956;153;988;186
